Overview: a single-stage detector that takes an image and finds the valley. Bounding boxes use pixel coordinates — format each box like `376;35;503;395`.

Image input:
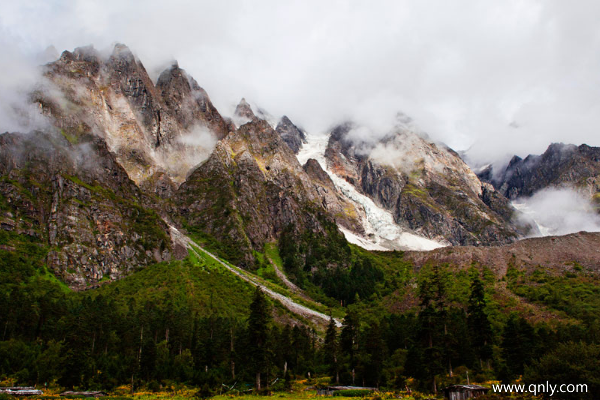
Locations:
1;42;600;399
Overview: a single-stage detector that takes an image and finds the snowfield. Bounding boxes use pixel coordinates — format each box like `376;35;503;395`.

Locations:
297;134;447;252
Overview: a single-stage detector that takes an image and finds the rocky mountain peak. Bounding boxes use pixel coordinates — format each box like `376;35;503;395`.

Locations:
324;119;523;246
111;43;135;62
72;45;101;63
481;142;600;200
41;43;230;190
275;115;306;154
303;158;333;186
234;98;256;121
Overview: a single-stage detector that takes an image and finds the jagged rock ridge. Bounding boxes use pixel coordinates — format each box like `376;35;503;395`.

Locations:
323;119;526;246
479;143;600;202
276;116;306;154
0;131;181;288
39;44;233;193
175;118;364;267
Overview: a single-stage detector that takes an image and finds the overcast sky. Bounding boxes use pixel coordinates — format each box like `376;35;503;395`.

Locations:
2;0;600;166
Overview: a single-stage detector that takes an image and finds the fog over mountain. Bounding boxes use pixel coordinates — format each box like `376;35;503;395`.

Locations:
2;0;600;168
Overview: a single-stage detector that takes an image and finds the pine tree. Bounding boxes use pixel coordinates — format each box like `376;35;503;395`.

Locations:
362;322;385;387
340;311;359;385
323;315;339;383
414;265;446;394
247;287;272;390
467;272;493;369
501;314;536;380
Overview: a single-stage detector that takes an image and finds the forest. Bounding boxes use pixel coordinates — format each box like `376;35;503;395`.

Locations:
1;226;600;400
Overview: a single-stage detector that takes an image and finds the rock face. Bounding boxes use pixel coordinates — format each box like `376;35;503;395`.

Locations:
302;158;365;234
234;98;257;123
0;131;177;288
175;118;363;267
324;119;524;245
39;44;232;192
276;115;306;154
480;143;600;201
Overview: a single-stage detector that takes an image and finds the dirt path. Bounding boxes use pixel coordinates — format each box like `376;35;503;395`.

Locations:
169;225;342;328
267;257;308;295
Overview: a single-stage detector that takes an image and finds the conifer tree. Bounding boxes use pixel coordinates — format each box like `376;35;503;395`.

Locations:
247;287;272;390
323;315;339;383
467;271;493;369
340;311;359;385
414;265;446;394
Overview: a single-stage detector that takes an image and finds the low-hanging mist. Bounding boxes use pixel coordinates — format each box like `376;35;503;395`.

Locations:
513;187;600;237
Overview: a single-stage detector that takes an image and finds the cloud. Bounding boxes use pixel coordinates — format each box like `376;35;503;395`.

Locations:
0;35;50;133
2;0;600;166
513;188;600;236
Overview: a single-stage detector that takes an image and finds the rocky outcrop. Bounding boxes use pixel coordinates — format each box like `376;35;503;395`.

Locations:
276;115;306;154
0;131;178;288
175;119;362;267
480;143;600;201
303;158;365;234
324;120;525;245
234;98;256;121
304;158;333;186
39;44;231;190
156;62;232;138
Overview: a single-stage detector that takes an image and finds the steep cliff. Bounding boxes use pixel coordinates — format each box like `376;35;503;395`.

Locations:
0;131;179;288
324;118;525;246
480;143;600;202
276;115;306;154
38;44;232;192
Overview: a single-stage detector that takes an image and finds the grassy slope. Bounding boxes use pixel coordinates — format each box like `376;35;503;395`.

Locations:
86;250;255;319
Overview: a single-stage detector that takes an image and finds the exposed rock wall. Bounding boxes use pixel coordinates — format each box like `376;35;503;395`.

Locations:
0;131;178;287
324;121;525;245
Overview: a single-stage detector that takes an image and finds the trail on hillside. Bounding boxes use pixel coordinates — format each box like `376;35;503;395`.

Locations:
266;257;307;297
168;225;342;328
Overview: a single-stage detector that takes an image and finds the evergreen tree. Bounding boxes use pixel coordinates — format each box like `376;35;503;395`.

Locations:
412;265;447;394
340;311;359;385
524;342;600;400
362;322;385;388
467;271;493;369
501;314;536;380
323;315;339;383
246;287;272;390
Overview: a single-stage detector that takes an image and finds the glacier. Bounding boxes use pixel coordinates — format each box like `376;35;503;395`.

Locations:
297;133;447;251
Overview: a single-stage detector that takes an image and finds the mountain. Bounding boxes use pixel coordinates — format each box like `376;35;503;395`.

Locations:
479;142;600;202
0;130;182;288
175;115;363;268
3;43;600;396
322;118;526;246
38;44;233;193
276;115;306;154
6;42;588;284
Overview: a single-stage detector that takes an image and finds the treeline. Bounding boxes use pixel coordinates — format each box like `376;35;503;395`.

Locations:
279;219;384;305
0;278;317;390
2;240;600;398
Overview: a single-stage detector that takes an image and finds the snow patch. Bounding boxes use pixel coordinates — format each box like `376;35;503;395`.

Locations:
339;227;388;251
297;134;447;251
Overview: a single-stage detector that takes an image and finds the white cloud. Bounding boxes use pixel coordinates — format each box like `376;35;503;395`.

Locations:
513;188;600;236
1;0;600;166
